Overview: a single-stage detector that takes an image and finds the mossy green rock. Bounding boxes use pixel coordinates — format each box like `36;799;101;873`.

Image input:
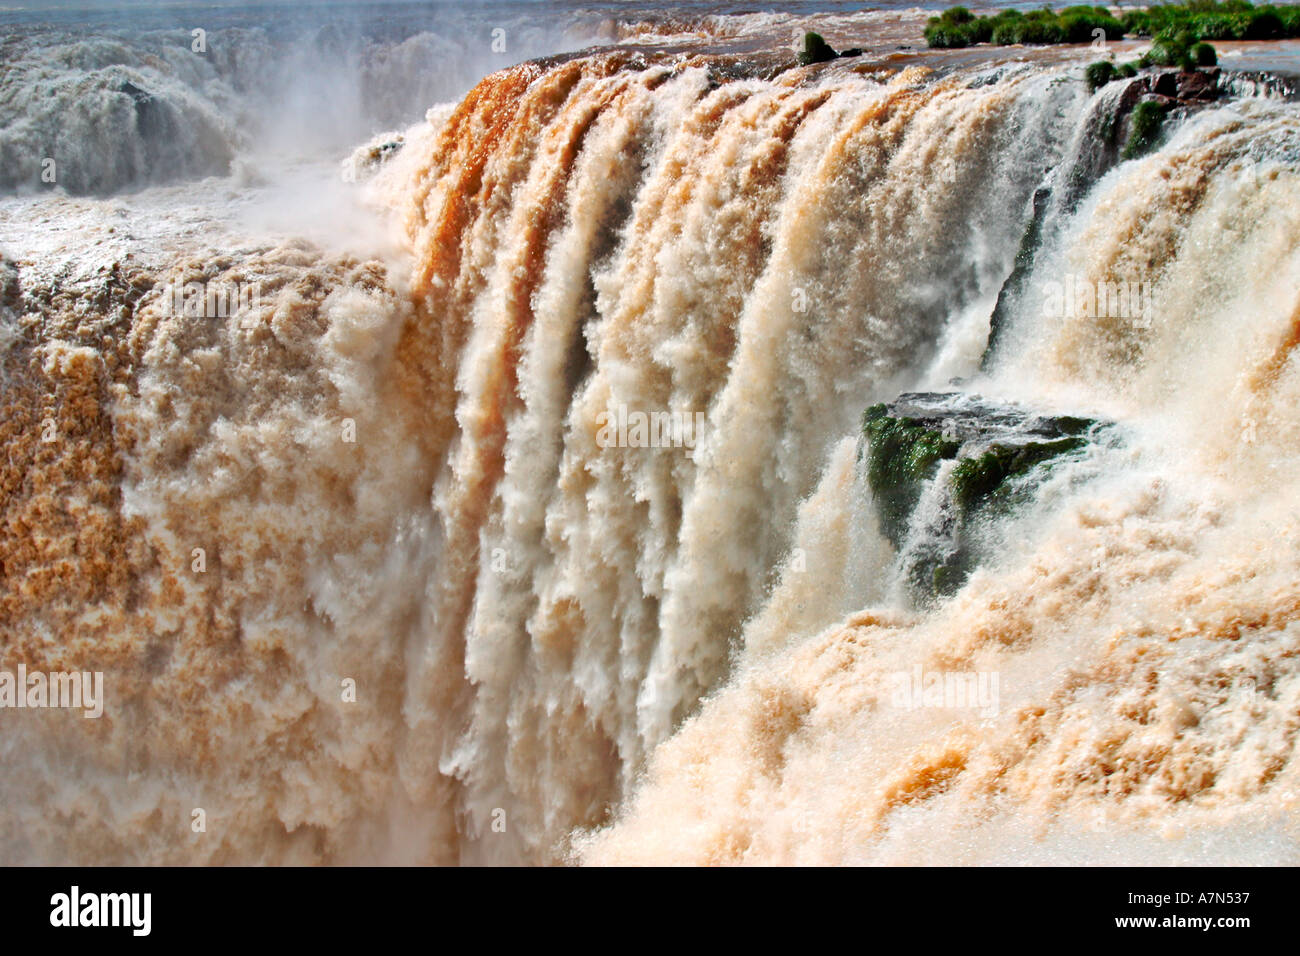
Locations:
950;435;1088;510
798;32;838;65
862;404;960;544
861;393;1101;604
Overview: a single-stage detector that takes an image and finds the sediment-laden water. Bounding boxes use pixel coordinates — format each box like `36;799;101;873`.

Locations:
2;1;1299;865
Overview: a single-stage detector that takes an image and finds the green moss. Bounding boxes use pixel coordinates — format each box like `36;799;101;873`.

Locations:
861;398;1100;604
862;407;960;488
1051;415;1095;436
931;562;961;596
862;405;960;542
949;437;1086;511
797;31;838;65
1086;60;1117;91
1123;100;1168;159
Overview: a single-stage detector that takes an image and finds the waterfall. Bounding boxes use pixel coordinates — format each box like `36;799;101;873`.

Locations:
4;40;1299;865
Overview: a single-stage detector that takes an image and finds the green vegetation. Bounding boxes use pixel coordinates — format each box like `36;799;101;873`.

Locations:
862;405;959;542
926;5;1124;48
1079;35;1223;94
1145;26;1200;67
1100;35;1218;76
949;437;1087;511
926;1;1300;49
861;400;1098;602
1121;0;1300;41
1123;99;1169;158
1085;59;1117;90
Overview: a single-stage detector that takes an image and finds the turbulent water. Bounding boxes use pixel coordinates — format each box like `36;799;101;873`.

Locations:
2;2;1300;865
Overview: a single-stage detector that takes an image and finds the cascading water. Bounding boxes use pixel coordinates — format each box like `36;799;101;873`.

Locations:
2;7;1299;866
577;71;1300;866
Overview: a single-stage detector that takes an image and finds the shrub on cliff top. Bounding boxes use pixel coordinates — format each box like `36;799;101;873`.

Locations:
1122;1;1299;42
1146;26;1195;68
926;5;1123;48
927;1;1300;49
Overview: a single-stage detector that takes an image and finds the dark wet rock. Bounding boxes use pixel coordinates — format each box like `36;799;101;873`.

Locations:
797;32;837;65
1140;92;1179;108
1152;70;1179;97
984;186;1051;367
1116;76;1147;113
117;79;150;103
1109;66;1223;113
344;135;407;182
368;140;403;163
1177;67;1220;100
115;78;165;137
1107;68;1225;162
860;392;1108;604
0;256;20;321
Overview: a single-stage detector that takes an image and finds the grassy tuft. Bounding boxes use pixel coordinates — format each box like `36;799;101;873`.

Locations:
1085;59;1117;91
1123;100;1169;159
